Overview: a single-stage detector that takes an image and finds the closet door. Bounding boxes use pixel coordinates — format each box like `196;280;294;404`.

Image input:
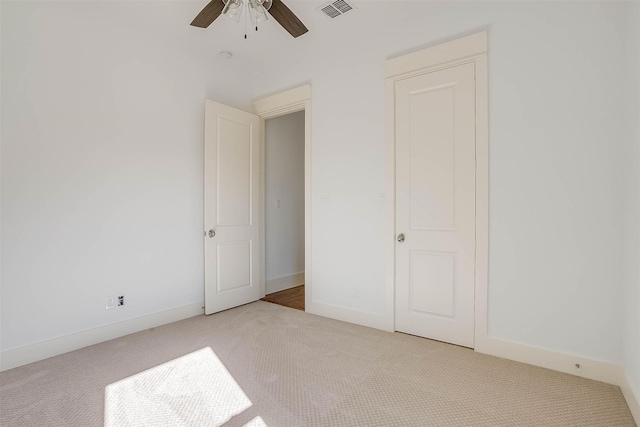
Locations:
395;63;476;347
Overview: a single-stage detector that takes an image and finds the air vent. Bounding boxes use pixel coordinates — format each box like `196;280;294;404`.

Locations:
318;0;356;19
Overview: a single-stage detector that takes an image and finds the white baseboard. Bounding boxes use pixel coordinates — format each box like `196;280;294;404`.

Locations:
306;300;393;332
475;337;639;424
0;302;204;372
265;272;304;294
620;369;640;425
475;336;624;385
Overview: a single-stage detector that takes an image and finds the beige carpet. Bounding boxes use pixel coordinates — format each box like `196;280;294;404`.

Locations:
0;301;635;426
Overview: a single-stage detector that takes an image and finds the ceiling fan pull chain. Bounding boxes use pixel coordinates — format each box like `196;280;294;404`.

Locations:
244;4;248;39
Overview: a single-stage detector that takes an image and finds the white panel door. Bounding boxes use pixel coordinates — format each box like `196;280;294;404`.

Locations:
204;100;260;315
395;63;476;347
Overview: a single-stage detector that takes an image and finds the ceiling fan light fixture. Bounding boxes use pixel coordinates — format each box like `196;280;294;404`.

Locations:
222;0;243;22
248;0;268;25
256;0;272;11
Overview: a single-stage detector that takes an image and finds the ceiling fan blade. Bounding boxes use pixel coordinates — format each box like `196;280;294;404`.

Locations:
191;0;225;28
268;0;308;38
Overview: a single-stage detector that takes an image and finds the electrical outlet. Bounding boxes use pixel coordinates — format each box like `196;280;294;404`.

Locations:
106;296;118;310
106;295;125;309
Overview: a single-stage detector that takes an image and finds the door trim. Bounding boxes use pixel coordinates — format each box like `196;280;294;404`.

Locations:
384;32;489;347
252;85;312;308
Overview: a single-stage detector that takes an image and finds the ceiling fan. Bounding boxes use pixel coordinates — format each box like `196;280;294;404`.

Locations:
191;0;308;38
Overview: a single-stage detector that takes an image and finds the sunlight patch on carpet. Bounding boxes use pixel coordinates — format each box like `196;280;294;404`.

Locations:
244;416;268;426
104;347;255;426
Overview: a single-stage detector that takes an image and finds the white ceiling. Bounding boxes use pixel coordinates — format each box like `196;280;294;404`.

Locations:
183;0;486;99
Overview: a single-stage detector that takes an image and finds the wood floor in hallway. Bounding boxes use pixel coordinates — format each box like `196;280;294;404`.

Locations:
261;285;304;311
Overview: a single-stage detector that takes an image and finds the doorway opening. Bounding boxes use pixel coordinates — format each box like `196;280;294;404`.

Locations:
260;111;306;311
252;84;311;314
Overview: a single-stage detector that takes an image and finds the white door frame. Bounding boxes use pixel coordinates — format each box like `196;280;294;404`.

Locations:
252;85;312;307
384;32;489;347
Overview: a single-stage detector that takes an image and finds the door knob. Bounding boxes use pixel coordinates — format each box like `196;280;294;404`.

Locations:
397;233;405;243
208;229;216;238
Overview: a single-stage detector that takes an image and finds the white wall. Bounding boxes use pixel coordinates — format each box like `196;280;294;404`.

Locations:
264;111;305;289
250;1;628;363
1;0;635;372
623;0;640;402
0;1;254;352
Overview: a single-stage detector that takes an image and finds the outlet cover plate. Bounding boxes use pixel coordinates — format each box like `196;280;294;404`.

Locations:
106;296;118;310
